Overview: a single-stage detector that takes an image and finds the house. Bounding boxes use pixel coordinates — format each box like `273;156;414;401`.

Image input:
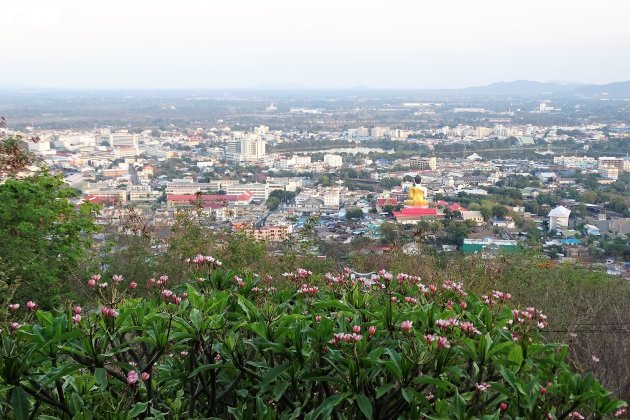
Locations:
548;205;571;231
461;210;484;226
462;238;519;253
584;224;600;236
492;218;516;229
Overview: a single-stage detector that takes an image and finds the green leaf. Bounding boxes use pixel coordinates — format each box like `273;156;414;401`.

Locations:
272;381;290;401
11;386;30;420
356;394;373;419
128;402;148;417
190;308;202;330
311;392;351;420
507;345;523;370
94;367;107;389
261;363;291;389
416;376;455;391
376;383;396;399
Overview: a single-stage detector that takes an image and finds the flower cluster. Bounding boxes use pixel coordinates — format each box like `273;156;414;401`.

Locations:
512;307;548;330
424;334;451;350
297;284;318;295
283;268;313;283
251;286;277;294
442;280;467;297
100;306;118;318
187;254;222;269
481;290;512;305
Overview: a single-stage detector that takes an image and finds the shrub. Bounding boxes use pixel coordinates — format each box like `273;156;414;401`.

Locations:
0;259;626;419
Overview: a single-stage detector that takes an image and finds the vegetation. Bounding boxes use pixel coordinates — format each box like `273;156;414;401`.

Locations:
0;262;625;418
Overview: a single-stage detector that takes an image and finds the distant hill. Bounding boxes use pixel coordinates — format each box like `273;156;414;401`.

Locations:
434;80;630;98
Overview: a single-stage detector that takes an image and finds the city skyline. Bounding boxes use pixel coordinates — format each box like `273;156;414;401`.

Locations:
2;0;629;89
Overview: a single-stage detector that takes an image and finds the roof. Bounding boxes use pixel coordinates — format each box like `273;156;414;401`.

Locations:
548;205;571;217
393;208;437;218
461;210;483;219
376;198;397;206
167;192;253;203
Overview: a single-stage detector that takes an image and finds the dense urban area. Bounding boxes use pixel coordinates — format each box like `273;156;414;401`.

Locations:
3;85;629;274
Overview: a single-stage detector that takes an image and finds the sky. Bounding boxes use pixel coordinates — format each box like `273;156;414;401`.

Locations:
1;0;629;89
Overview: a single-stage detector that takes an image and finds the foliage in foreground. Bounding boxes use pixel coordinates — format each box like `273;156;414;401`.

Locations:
0;259;626;419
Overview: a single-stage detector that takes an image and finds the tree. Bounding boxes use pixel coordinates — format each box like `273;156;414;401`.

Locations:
380;221;401;245
266;196;280;211
492;205;508;219
345;207;364;219
0;173;99;308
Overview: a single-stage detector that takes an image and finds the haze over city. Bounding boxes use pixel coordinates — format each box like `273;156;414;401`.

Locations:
2;0;630;89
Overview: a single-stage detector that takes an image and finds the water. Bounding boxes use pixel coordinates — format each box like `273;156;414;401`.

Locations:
305;147;394;155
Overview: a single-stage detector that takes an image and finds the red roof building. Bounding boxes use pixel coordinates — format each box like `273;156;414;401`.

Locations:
167;192;253;209
392;207;440;223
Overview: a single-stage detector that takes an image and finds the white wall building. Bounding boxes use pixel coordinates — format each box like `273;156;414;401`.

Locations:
548;205;571;231
323;154;342;168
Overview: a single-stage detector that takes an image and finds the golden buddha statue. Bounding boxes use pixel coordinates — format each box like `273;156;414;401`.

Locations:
404;175;429;207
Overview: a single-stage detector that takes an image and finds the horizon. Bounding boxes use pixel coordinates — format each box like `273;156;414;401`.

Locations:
2;0;629;90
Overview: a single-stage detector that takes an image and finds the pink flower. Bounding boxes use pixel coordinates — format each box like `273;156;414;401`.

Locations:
98;282;108;289
322;346;329;354
101;306;109;316
180;351;188;357
72;314;82;323
129;281;137;289
161;289;173;299
26;301;38;311
214;353;222;362
615;407;627;418
344;333;353;343
8;304;19;312
107;308;118;318
352;333;363;342
10;322;21;331
141;372;150;382
475;382;489;392
569;412;584;420
500;402;508;412
73;306;82;314
400;320;413;332
127;370;138;385
424;334;436;345
460;301;467;310
112;274;123;284
353;325;361;334
591;355;600;363
315;315;322;323
368;326;376;337
197;277;205;283
437;336;451;350
181;292;188;299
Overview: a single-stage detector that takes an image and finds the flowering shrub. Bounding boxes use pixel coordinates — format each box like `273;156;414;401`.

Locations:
0;258;625;418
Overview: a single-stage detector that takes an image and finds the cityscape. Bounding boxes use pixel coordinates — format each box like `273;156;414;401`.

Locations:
1;1;630;418
3;85;629;275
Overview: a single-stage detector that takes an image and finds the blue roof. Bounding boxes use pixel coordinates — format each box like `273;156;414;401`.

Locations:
560;238;581;245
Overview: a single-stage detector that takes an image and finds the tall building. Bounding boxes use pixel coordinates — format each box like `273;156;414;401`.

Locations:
598;157;625;172
225;135;267;162
324;154;343;168
109;131;138;148
409;156;437;170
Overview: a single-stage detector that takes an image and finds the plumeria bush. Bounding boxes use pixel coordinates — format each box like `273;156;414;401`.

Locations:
0;257;626;419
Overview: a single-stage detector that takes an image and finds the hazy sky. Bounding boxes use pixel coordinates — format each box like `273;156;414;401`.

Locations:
2;0;629;89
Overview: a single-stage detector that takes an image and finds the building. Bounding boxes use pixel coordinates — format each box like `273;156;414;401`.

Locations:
226;183;269;201
109;131;138;149
323;189;340;209
294;155;312;168
103;167;129;178
323;154;343;168
598;157;625;172
166;192;253;209
245;225;292;242
226;135;267;162
599;166;619;180
461;210;484;226
553;155;597;169
166;180;213;195
409;156;437;170
462;238;518;253
392;207;439;224
548;205;571;231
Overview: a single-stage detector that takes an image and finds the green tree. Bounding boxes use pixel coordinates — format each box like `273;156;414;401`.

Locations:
345;207;364;219
266;196;280;211
0;173;99;308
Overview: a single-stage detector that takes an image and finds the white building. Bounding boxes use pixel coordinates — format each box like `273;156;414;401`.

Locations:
323;189;340;208
226;183;269;201
548;205;571;231
323;154;343;168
